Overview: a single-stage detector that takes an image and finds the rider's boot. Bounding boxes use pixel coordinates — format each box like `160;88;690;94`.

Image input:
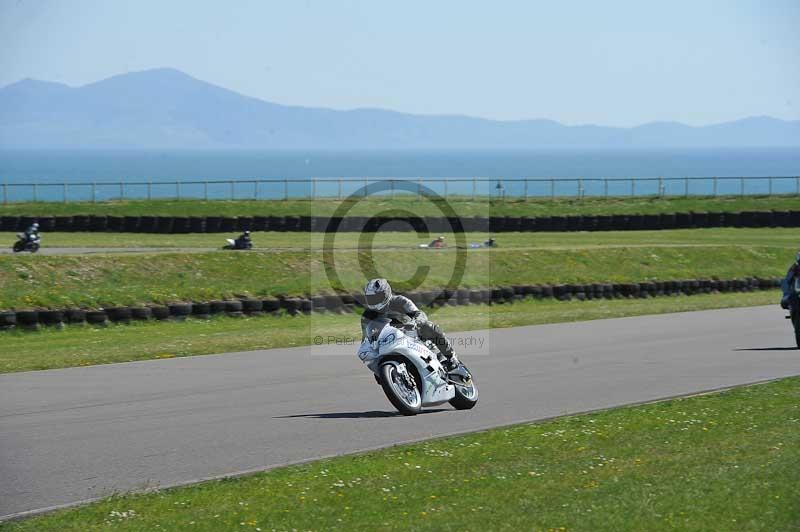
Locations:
440;342;459;371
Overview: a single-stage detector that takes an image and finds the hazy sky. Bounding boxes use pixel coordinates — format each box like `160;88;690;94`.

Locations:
0;0;798;126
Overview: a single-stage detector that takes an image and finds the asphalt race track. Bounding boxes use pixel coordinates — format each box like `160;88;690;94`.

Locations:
2;305;799;520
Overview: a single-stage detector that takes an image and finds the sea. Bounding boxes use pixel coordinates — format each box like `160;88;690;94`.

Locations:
1;148;799;202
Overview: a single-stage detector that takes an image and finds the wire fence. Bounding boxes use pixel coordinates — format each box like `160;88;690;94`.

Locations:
1;176;799;203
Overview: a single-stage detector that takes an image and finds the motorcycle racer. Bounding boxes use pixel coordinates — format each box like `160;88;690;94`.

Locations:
361;278;459;370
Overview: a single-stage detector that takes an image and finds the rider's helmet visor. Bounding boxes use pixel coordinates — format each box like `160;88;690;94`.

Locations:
365;292;387;307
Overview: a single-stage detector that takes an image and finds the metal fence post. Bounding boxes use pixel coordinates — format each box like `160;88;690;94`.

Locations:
631;179;635;197
147;181;152;200
578;178;583;199
444;179;448;199
92;182;96;203
364;177;368;198
390;179;395;199
284;179;288;201
120;182;124;200
712;176;717;196
740;177;744;196
604;179;608;198
524;178;528;199
658;177;664;197
768;177;773;196
312;178;317;200
33;183;38;202
204;181;208;201
2;182;7;205
254;180;259;200
550;179;555;200
177;181;181;200
338;178;342;200
63;183;68;203
472;177;477;200
684;177;689;197
418;179;422;199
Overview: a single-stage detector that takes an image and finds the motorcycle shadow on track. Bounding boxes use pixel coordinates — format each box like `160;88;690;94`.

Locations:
275;409;448;419
734;347;799;351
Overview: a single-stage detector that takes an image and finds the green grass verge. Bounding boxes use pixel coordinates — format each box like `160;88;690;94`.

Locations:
2;195;799;218
1;227;796;250
4;373;798;531
0;235;789;309
0;291;778;374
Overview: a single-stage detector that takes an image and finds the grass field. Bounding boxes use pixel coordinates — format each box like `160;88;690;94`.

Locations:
0;291;779;373
1;227;797;250
4;374;797;531
0;242;788;309
2;195;799;218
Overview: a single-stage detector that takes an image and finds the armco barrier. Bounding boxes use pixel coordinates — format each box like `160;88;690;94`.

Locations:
0;277;782;330
6;210;800;233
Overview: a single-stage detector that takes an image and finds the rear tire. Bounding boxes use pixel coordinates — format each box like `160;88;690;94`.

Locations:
380;362;422;416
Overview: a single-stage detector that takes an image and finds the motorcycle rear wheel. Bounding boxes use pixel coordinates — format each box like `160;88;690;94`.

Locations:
380;362;422;416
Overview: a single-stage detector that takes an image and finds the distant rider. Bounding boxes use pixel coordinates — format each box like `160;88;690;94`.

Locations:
780;251;800;314
429;235;446;248
24;222;40;243
234;230;252;249
361;278;459;370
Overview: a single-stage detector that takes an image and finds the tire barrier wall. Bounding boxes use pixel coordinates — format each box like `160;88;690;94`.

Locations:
0;277;781;330
2;211;800;233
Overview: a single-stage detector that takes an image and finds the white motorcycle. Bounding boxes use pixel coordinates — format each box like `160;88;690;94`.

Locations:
12;233;41;253
358;317;478;415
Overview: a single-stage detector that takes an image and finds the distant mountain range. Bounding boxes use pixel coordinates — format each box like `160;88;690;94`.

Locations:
1;68;798;149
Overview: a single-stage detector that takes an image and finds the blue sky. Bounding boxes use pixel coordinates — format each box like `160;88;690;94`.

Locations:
0;0;798;126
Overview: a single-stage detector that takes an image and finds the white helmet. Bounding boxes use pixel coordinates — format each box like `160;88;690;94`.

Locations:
364;278;392;311
32;222;39;230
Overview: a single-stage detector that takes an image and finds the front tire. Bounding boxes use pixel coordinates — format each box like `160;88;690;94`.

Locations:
12;241;24;253
449;364;478;410
380;362;422;416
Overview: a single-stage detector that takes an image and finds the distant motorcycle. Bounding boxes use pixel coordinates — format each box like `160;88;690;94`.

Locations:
222;237;252;250
418;236;446;249
358;316;478;415
12;233;40;253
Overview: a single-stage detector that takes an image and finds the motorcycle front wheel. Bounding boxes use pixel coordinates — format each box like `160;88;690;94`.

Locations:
449;364;479;410
380;362;422;416
12;241;24;253
792;313;800;349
